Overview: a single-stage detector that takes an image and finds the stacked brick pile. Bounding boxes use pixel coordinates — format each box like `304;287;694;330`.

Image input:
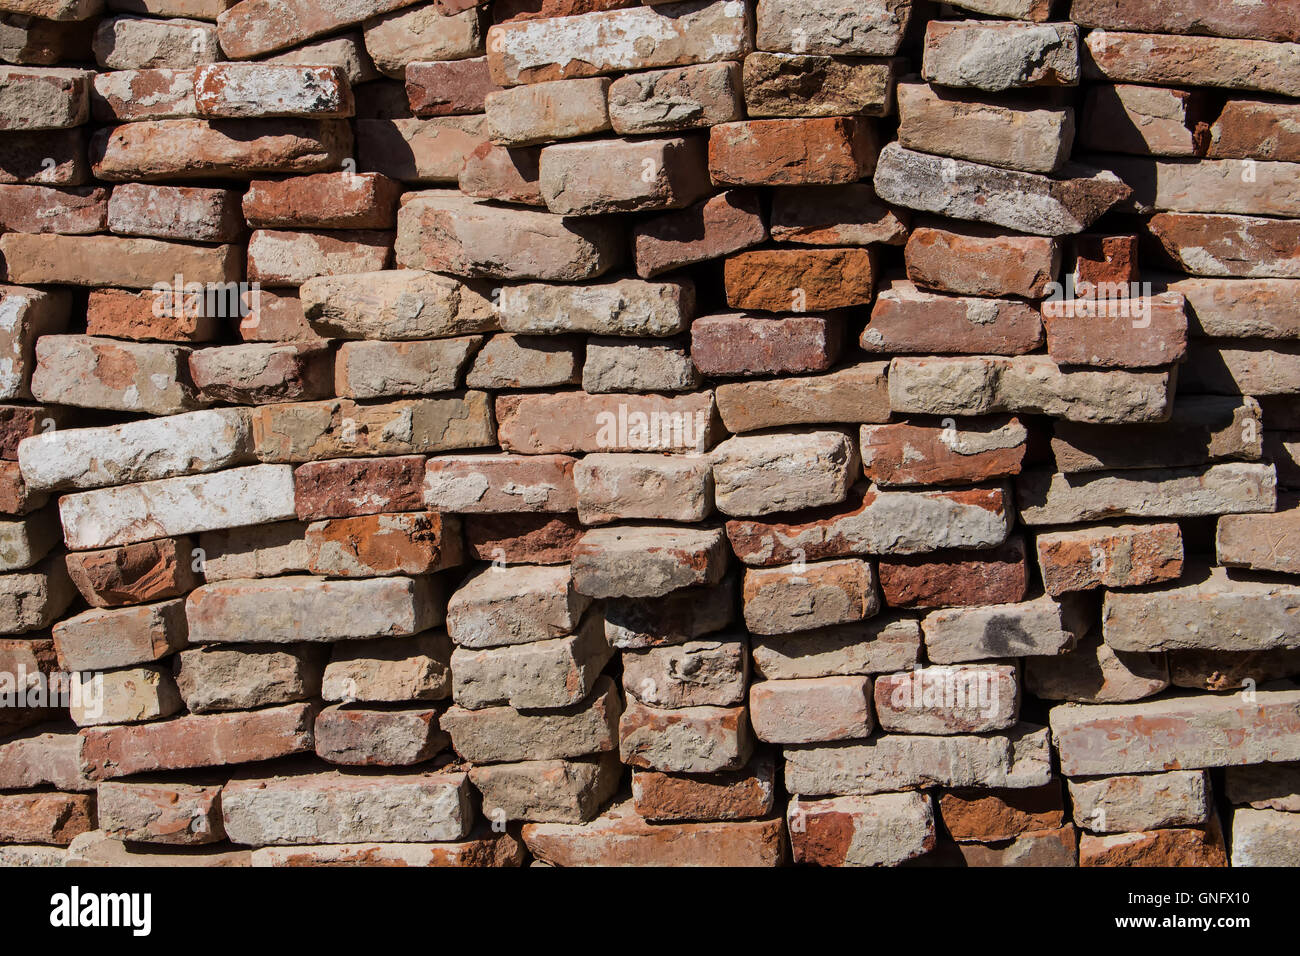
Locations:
0;0;1298;867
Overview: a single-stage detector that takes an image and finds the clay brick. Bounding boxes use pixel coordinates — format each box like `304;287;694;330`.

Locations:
336;337;484;398
716;362;891;434
98;781;224;845
0;793;93;845
314;703;448;766
322;632;450;703
608;62;743;135
724;247;876;312
691;313;843;378
1084;30;1300;97
53;598;187;670
407;57;500;117
496;277;693;337
755;0;912;56
923;19;1078;91
0;285;69;402
0;65;91;129
574;453;713;525
495;391;719;455
619;697;753;773
632;190;767;278
571;524;729;599
939;783;1065;843
1041;290;1187;368
424;453;576;514
356;116;488;183
457;141;542;205
879;539;1030;609
362;5;483;78
582;337;698;394
246;228;392;286
301;269;495;340
860;417;1027;487
85;288;221;343
305;511;462;577
1069;772;1211;834
1079;83;1211;156
0;127;89;184
464;512;582;565
1036;522;1184;595
875;663;1019;734
32;335;203;415
485;77;609;146
769;183;908;246
632;755;775;822
293;456;425;520
191;343;334;405
923;594;1086;663
744;52;898;119
0;184;106;234
743;559;880;635
1024;634;1169;704
1079;823;1227;868
3;233;239;288
1209;98;1300;161
904;223;1060;298
107;182;241;242
90;67;197;122
862;279;1044;355
176;643;324;713
709;117;878;186
217;0;414;58
194;64;353;119
1071;0;1300;43
242;171;401;229
750;676;872;744
539;135;710;215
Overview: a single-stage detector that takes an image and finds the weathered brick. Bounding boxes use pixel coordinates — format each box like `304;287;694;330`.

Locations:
1024;634;1169;704
84;287;221;343
1071;0;1300;43
0;726;88;791
632;755;774;822
3;233;239;288
755;0;911;56
1068;772;1211;834
582;337;698;394
98;781;224;846
246;228;391;286
314;703;448;766
922;594;1087;663
446;564;589;648
922;19;1078;91
1036;522;1183;596
938;782;1065;843
0;184;106;234
194;64;353;119
750;675;871;744
879;539;1029;609
608;62;742;135
0;792;93;845
539;135;710;215
1084;30;1300;97
470;753;621;824
572;524;728;598
305;511;462;577
1080;823;1227;868
709;117;878;186
860;417;1026;488
0;65;91;129
573;453;712;525
458;141;542;205
1209;98;1300;161
301;269;495;340
1231;808;1300;866
336;337;483;398
176;643;324;713
750;615;921;680
496;277;693;337
717;362;890;434
90;67;198;122
863;279;1043;355
769;183;908;246
789;792;935;867
691;313;843;378
485;77;609;146
451;613;611;710
464;512;582;565
0;556;75;634
356;116;488;183
0;285;69;402
1079;83;1210;157
322;632;451;703
362;4;483;78
407;58;500;117
743;558;880;635
744;51;898;119
725;247;876;312
217;0;414;58
52;598;187;670
495;391;719;455
242;171;401;229
712;430;858;517
619;696;752;773
905;222;1059;298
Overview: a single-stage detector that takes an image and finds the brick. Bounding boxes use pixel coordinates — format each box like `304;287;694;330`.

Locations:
223;769;471;845
539;135;710;215
1209;98;1300;161
187;575;440;643
0;285;68;401
407;58;500;117
250;830;525;867
1016;462;1276;525
0;184;106;234
441;675;620;763
743;52;897;119
938;782;1065;842
623;636;746;709
1036;522;1183;596
1051;688;1300;776
789;792;935;867
90;68;197;122
743;559;880;635
608;62;742;135
0;727;88;791
1052;396;1261;473
619;697;752;773
85;288;221;343
717;362;891;434
603;578;735;650
1041;291;1187;368
59;464;296;550
574;453;712;525
424;453;575;515
898;81;1072;173
198;520;309;581
305;511;462;577
1027;636;1169;703
0;460;44;514
98;781;224;845
447;564;589;648
485;77;609;146
1102;154;1300;218
1072;233;1139;288
1103;564;1300;653
0;128;89;184
725;247;876;312
905;223;1060;298
0;509;58;570
486;0;751;85
750;615;921;680
322;632;451;703
1168;648;1300;692
1070;0;1300;43
863;280;1043;356
725;483;1013;565
242;171;401;229
495;391;719;455
397;191;620;280
314;704;448;766
1080;823;1227;868
194;64;352;119
496;277;693;337
1084;30;1300;97
337;337;482;397
523;801;785;866
52;598;187;670
356;117;488;183
922;594;1086;663
951;824;1078;866
0;404;60;459
572;524;728;599
946;0;1055;21
176;643;324;712
922;19;1078;90
471;753;621;824
879;539;1029;609
90;118;352;180
0;557;75;634
709;117;878;186
1168;276;1300;338
293;456;425;520
1079;83;1210;157
1226;763;1300;812
889;355;1174;424
1068;772;1211;834
875;664;1019;734
769;183;908;247
750;675;871;744
1182;339;1300;395
3;233;238;288
362;5;482;78
755;0;911;56
300;269;495;340
92;14;218;69
451;614;612;709
251;395;495;462
64;831;249;866
247;228;391;287
582;337;698;394
458;141;542;205
191;343;333;405
860;417;1026;488
1218;502;1300;573
69;663;183;726
263;32;380;85
0;11;94;65
784;723;1052;795
80;702;316;780
1231;808;1300;866
691;313;843;377
712;430;858;517
0;65;91;129
632;755;775;822
107;182;241;242
464;512;582;565
216;0;414;58
631;188;770;279
30;335;203;416
0;793;93;845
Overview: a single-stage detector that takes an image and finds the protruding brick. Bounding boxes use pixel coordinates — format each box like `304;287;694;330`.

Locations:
743;559;880;635
922;19;1079;91
608;62;742;135
1036;522;1183;595
905;222;1060;297
863;279;1043;355
242;171;401;229
53;598;187;671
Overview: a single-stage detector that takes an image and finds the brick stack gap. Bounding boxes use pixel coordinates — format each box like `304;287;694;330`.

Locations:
0;0;1297;867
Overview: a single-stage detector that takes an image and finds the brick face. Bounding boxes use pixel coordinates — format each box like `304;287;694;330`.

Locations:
2;0;1298;872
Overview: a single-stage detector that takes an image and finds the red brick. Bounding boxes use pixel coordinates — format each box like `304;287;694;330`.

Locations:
724;248;875;312
709;117;878;186
98;781;225;846
464;512;582;565
879;539;1030;609
0;184;106;234
1073;233;1139;288
243;172;402;229
691;313;843;377
407;57;501;116
293;455;426;520
1208;99;1300;161
246;228;392;286
304;511;462;576
0;792;93;845
1042;291;1187;368
107;182;242;242
938;783;1065;843
85;288;222;343
862;279;1043;355
860;417;1027;487
457;141;543;205
1079;823;1228;867
64;537;199;608
632;190;766;279
905;223;1059;298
